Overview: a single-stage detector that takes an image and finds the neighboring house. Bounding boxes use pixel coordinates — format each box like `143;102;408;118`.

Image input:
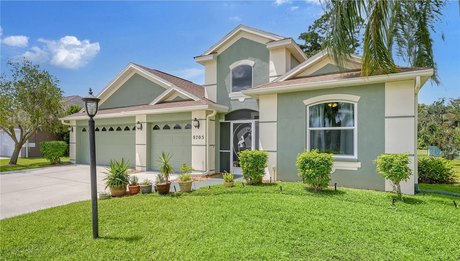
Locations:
61;25;432;194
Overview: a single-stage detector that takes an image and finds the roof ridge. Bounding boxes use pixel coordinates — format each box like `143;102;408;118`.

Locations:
133;63;200;86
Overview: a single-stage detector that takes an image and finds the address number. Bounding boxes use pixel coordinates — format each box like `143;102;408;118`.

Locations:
193;135;205;140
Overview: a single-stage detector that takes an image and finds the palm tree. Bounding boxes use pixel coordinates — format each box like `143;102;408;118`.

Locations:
325;0;445;83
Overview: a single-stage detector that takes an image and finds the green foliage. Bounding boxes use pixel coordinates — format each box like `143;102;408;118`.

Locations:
103;159;130;189
141;179;152;185
180;163;193;175
157;152;173;183
296;150;333;192
375;154;412;199
55;105;83;150
39;141;67;164
239;150;268;185
129;175;139;186
179;173;192;182
223;171;234;182
418;98;460;159
0;60;63;165
418;157;454;184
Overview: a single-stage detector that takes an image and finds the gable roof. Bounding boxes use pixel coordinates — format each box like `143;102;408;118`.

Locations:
201;24;284;56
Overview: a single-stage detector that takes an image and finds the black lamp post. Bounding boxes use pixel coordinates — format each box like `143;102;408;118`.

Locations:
82;88;100;239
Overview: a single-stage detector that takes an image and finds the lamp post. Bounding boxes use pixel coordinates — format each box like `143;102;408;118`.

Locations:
82;88;100;239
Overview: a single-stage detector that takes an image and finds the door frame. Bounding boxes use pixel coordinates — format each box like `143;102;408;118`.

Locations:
220;119;257;173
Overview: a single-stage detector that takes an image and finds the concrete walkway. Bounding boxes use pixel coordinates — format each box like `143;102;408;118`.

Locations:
0;165;232;219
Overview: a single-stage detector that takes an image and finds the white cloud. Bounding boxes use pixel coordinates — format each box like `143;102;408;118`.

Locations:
176;68;204;81
2;35;29;47
305;0;322;5
18;35;100;69
274;0;290;6
290;6;300;11
229;16;241;22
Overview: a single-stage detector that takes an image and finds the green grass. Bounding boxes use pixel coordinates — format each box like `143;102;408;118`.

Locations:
418;183;460;194
1;183;459;260
0;157;69;172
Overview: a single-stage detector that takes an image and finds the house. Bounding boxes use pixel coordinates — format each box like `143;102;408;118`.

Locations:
61;25;433;194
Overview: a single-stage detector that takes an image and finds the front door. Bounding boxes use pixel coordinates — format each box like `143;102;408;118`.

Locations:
231;121;254;174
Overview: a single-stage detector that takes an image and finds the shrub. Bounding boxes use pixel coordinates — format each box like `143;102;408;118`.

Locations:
375;154;411;199
296;150;333;192
158;152;173;183
129;175;139;186
239;150;268;184
40;141;67;164
418;157;454;184
223;171;234;182
104;159;130;189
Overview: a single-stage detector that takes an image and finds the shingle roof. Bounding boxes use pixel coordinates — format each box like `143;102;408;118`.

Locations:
133;64;205;99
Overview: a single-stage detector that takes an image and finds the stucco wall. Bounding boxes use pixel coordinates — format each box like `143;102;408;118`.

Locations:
99;73;166;109
277;84;386;190
216;37;269;112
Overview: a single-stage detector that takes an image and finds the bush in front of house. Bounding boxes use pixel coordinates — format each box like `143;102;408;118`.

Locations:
296;150;333;192
239;150;268;184
40;141;67;164
418;156;454;184
375;153;412;200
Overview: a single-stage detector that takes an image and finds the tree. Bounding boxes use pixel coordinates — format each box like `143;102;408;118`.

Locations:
299;12;361;57
0;60;63;165
56;104;82;152
324;0;445;82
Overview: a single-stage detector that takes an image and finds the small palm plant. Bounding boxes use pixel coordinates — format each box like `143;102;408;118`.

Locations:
103;159;130;196
158;152;173;183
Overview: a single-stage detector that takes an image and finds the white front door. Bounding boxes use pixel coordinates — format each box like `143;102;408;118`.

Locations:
231;121;255;174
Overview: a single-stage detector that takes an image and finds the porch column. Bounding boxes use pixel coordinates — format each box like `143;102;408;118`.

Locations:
69;120;77;164
258;94;278;180
384;80;417;195
191;111;207;172
135;115;148;171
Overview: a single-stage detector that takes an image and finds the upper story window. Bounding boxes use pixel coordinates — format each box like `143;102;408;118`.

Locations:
230;60;255;93
306;100;358;158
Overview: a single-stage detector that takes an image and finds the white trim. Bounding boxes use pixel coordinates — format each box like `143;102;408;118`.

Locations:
303;94;360;105
229;92;251;102
306;100;358;159
229;59;255;70
243;69;434;96
194;54;217;64
149;88;176;105
332;161;362;172
203;25;283;56
266;38;307;63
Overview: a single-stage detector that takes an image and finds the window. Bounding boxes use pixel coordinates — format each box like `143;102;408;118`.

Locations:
230;60;255;93
173;124;182;130
153;125;160;130
307;101;357;158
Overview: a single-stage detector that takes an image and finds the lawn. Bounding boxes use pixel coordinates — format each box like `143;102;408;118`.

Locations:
418;149;460;193
0;157;69;172
1;183;459;260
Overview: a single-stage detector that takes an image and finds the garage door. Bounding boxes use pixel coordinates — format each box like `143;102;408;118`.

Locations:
150;122;191;172
77;125;136;167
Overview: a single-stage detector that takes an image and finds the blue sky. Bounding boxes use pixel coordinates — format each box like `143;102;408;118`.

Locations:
1;1;459;105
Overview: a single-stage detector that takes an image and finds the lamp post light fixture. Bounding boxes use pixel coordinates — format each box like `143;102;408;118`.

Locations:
193;118;200;129
81;88;100;239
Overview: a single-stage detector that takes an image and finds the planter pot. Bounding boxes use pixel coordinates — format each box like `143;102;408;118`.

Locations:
110;186;126;197
140;184;152;194
156;182;171;195
128;185;140;195
224;181;234;187
178;181;193;192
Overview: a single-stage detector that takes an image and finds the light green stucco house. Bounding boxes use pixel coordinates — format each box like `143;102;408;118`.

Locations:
62;25;433;194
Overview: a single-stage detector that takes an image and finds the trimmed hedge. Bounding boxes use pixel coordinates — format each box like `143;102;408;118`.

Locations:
239;150;268;185
375;153;411;199
296;150;333;192
418;157;454;184
40;141;67;164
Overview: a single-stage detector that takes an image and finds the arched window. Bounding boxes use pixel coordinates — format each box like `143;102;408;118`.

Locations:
163;124;170;130
132;126;136;131
230;60;254;93
101;127;107;132
109;127;114;131
184;123;192;129
173;124;182;130
82;128;86;132
124;126;130;131
307;101;357;158
116;127;122;131
95;127;100;132
153;125;160;130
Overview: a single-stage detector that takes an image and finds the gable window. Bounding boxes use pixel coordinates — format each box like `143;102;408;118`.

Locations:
230;60;255;94
307;101;357;158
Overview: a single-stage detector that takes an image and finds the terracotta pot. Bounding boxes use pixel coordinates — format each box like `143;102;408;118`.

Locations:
128;185;140;195
224;181;234;187
178;181;193;192
156;182;171;195
140;184;152;194
110;186;126;197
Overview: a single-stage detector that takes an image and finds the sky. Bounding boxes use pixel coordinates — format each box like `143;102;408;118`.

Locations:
1;0;459;105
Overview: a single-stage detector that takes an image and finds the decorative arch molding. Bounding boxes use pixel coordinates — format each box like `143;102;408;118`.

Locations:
303;94;361;106
229;59;255;70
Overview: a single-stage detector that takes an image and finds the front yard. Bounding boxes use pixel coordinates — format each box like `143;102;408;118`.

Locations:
1;183;459;260
0;157;69;172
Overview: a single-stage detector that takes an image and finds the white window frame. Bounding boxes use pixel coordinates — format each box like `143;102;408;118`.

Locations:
229;60;255;101
304;94;360;160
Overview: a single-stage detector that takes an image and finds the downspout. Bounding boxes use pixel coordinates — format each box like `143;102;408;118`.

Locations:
206;110;217;174
414;76;421;193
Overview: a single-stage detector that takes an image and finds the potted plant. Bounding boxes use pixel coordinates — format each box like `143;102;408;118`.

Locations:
178;163;193;192
103;159;130;197
156;152;173;195
128;175;140;195
223;171;234;187
140;179;152;194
